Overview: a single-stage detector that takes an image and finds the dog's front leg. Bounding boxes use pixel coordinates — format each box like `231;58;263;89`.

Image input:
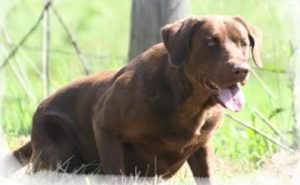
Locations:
94;128;125;175
187;142;214;185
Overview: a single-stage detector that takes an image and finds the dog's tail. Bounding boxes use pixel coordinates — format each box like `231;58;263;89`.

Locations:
13;141;32;165
0;141;32;176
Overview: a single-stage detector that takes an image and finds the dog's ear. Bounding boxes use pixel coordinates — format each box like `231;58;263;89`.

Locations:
234;16;263;68
161;17;201;66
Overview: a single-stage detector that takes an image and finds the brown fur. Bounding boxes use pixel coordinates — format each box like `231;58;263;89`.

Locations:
13;15;261;183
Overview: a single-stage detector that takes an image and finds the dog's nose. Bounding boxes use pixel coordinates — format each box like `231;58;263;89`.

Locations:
231;64;249;78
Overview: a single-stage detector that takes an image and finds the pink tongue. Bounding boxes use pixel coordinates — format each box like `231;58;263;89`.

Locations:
216;85;245;112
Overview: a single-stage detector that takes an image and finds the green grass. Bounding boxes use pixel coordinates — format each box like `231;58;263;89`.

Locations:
0;0;297;168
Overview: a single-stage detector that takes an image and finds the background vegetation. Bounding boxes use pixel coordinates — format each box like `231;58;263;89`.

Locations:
0;0;298;172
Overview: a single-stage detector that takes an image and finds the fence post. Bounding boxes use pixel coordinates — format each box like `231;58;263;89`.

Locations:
128;0;189;61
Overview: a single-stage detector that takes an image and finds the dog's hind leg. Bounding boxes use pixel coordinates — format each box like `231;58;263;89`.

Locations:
30;138;83;173
29;114;84;173
29;112;101;174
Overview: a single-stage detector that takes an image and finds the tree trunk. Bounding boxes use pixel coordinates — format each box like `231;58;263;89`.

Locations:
128;0;189;61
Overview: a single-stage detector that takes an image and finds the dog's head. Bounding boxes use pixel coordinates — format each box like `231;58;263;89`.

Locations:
161;15;262;112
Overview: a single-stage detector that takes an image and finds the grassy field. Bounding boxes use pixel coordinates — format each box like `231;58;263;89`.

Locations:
0;0;298;170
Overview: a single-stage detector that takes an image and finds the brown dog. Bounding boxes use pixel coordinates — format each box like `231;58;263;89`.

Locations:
13;15;261;183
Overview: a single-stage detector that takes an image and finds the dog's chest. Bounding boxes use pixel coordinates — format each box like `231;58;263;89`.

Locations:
135;105;221;158
166;108;221;154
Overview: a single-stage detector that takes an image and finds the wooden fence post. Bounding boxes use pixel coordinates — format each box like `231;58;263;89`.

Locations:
128;0;189;61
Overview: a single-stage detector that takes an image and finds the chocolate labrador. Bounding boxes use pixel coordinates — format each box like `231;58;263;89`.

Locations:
13;15;262;184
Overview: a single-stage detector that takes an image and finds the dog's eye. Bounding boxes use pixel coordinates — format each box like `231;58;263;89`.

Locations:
206;37;218;48
207;40;216;47
204;36;219;49
240;39;247;47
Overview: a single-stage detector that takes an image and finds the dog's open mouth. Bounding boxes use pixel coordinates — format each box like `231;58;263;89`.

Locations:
203;79;245;112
